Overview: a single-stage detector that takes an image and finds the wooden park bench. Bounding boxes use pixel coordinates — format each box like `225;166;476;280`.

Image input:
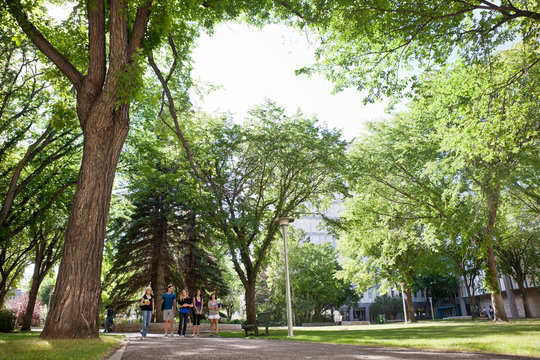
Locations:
241;312;271;336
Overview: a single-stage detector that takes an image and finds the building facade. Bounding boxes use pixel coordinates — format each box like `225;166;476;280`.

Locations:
293;200;430;322
293;199;540;321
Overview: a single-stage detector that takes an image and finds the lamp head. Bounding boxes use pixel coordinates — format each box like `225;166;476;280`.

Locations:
274;217;294;226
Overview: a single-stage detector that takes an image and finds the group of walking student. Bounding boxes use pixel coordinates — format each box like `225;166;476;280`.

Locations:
139;284;222;337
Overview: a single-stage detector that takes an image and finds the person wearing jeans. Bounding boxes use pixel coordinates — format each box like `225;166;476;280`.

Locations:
177;289;192;337
139;287;154;337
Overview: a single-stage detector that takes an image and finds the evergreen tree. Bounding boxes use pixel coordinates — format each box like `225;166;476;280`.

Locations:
105;125;226;322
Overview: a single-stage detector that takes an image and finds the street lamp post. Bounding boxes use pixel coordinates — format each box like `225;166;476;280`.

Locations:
400;283;408;324
275;217;294;337
429;296;434;320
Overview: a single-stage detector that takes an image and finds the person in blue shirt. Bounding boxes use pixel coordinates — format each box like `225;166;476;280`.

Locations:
105;305;115;332
177;289;193;337
161;284;176;337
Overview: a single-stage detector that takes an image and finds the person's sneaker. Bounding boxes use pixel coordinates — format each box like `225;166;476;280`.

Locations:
182;335;186;337
190;334;195;337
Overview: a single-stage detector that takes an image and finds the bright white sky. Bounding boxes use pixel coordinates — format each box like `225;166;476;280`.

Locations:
191;22;389;140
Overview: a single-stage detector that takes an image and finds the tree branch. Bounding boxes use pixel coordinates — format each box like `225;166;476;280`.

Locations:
107;0;129;77
129;1;153;56
147;51;203;183
0;125;52;227
4;181;76;243
86;0;106;89
5;0;84;89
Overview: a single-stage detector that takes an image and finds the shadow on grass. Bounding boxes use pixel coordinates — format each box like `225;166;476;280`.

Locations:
0;331;123;360
306;321;536;340
220;318;540;352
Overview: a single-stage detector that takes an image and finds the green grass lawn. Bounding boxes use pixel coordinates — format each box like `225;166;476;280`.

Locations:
0;331;124;360
220;318;540;357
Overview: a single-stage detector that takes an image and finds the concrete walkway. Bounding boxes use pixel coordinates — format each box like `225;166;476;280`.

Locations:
115;332;537;360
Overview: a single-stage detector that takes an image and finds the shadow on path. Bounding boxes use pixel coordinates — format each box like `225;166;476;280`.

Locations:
117;333;537;360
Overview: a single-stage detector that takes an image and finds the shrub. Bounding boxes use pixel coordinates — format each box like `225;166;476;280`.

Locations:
5;293;44;326
0;308;16;332
369;294;403;321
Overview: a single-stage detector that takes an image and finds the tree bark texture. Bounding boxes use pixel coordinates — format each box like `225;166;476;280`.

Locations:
244;281;257;325
4;0;153;338
404;287;417;323
484;183;508;322
488;261;509;322
41;107;129;338
487;249;509;322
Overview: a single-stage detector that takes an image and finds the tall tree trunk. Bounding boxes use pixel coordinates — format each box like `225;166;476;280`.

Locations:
462;269;477;320
516;277;532;318
152;218;167;323
0;262;8;306
21;242;45;331
484;183;508;322
7;0;152;339
244;280;256;324
404;287;417;323
41;106;129;338
185;212;197;295
0;280;6;307
486;244;508;322
21;268;41;331
468;293;477;319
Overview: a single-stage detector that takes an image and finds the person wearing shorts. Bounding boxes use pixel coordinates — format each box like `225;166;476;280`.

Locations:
162;285;176;337
191;289;204;337
208;293;221;336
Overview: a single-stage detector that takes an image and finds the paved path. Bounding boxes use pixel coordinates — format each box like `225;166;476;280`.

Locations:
116;332;536;360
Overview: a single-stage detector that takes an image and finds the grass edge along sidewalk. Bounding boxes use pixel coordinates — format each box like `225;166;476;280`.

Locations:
219;318;540;358
0;331;124;360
